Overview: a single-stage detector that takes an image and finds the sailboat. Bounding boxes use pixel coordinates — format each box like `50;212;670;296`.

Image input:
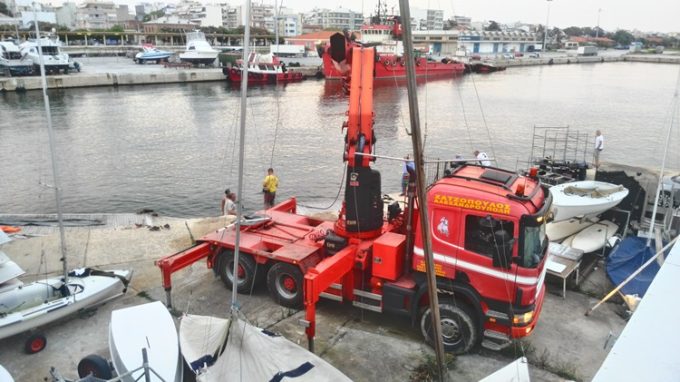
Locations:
177;2;352;381
0;20;131;354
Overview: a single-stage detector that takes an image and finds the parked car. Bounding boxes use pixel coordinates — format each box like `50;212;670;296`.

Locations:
470;53;481;60
501;53;514;59
514;52;524;58
528;53;540;58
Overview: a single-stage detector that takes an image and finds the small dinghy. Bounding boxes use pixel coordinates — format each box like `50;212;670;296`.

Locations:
180;314;352;382
546;217;599;242
569;220;619;253
550;181;629;222
109;301;182;382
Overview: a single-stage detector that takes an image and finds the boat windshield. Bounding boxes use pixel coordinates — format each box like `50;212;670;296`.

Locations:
42;46;59;55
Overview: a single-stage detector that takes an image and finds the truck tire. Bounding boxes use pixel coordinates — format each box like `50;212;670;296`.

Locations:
216;250;257;294
420;300;478;354
267;262;303;309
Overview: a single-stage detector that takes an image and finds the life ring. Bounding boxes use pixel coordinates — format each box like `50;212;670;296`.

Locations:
0;225;21;233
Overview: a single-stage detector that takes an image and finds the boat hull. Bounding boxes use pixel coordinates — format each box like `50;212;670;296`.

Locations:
0;270;131;340
550;181;629;222
323;51;465;79
570;220;619;253
179;52;218;66
109;301;182;382
224;67;304;84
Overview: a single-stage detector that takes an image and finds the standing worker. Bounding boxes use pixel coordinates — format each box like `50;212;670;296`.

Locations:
262;168;279;209
401;154;415;196
221;189;237;215
474;150;491;167
594;130;604;169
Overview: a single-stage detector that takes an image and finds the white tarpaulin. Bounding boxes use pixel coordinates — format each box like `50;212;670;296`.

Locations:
181;315;352;382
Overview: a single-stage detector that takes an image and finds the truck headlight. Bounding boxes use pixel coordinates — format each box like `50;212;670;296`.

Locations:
513;311;534;325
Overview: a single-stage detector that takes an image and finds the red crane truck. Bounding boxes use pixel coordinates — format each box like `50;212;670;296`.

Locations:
157;33;552;354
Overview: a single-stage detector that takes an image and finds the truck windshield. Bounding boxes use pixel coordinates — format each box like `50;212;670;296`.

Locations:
520;222;546;268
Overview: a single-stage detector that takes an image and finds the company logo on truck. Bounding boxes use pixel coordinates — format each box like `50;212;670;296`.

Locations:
433;195;511;215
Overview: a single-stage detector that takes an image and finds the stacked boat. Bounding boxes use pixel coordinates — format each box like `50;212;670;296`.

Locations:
0;40;33;76
548;180;629;253
19;36;70;75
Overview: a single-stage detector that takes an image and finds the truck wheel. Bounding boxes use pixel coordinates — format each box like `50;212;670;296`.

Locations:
217;250;257;294
420;300;478;354
267;262;303;309
77;354;112;379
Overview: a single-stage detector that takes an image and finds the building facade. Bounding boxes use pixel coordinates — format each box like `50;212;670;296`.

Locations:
56;2;78;30
143;15;197;33
305;7;363;31
76;1;118;30
457;31;541;54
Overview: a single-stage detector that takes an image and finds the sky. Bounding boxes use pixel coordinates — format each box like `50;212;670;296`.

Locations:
35;0;680;33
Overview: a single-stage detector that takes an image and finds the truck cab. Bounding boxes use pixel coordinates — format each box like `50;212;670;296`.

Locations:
412;165;551;352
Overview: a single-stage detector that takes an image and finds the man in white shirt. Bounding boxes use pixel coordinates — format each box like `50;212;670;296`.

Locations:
594;130;604;169
474;150;491;167
221;189;237;215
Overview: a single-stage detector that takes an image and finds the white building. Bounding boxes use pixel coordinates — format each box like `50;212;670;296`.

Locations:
222;5;241;29
305;7;363;31
76;1;118;30
175;1;223;28
15;0;57;28
453;15;471;28
457;30;541;55
409;8;443;31
56;2;77;30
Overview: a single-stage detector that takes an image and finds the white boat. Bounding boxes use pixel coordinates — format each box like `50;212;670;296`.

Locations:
0;267;131;350
550;181;629;222
570;220;619;253
546;216;599;242
0;40;33;76
19;36;70;74
0;364;13;382
179;31;218;66
109;301;182;382
180;315;352;382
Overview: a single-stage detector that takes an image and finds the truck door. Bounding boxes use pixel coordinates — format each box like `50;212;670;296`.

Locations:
416;207;460;278
460;213;517;303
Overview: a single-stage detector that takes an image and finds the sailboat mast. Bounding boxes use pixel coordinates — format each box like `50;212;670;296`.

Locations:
646;68;680;246
231;0;252;311
33;7;69;282
397;0;446;379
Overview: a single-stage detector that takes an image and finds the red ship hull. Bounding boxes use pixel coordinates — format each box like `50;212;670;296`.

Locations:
224;67;304;84
323;51;465;80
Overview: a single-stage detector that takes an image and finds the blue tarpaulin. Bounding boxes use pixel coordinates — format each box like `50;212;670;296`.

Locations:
606;236;664;297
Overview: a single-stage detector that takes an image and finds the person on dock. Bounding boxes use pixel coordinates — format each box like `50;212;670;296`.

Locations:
221;189;237;216
262;168;279;209
594;130;604;169
474;150;491;167
401;154;415;196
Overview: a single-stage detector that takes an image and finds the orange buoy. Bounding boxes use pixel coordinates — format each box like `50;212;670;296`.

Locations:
0;225;21;233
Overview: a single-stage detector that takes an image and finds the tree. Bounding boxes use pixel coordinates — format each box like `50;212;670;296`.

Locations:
485;20;501;31
0;1;13;16
612;30;634;46
562;26;583;37
109;25;124;33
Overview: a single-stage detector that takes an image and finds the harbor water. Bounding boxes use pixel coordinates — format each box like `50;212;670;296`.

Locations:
1;61;679;217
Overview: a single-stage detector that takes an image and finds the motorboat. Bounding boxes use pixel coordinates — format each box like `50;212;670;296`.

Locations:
0;40;33;76
550;180;629;222
224;53;304;84
134;44;173;64
180;314;352;381
179;31;218;66
109;301;182;382
19;36;70;74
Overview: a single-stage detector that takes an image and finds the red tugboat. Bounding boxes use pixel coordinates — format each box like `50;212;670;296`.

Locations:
159;32;551;355
322;14;465;80
224;52;304;84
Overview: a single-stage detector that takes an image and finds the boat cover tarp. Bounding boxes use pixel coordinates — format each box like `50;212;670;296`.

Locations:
181;314;352;382
606;236;664;297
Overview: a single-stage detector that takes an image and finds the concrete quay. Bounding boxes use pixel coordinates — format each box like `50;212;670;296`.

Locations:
0;212;626;382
